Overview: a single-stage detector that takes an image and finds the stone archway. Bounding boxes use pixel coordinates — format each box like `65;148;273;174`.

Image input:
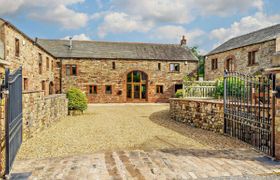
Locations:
126;71;148;102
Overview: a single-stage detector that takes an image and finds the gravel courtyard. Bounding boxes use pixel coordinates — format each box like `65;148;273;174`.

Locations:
18;103;251;160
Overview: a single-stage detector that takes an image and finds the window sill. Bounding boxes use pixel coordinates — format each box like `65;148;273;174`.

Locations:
169;71;180;73
247;63;259;67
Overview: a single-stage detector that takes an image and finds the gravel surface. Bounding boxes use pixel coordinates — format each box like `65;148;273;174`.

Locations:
18;103;256;160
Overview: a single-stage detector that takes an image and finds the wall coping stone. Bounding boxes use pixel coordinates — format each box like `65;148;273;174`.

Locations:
44;94;66;99
23;90;44;94
169;98;224;104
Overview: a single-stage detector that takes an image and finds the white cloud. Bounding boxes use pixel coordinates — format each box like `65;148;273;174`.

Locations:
193;0;263;16
94;0;264;38
210;12;280;46
111;0;264;24
152;25;205;45
0;0;88;29
97;12;154;38
62;33;91;40
112;0;193;24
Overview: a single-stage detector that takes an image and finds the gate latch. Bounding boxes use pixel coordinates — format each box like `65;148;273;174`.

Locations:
274;86;280;98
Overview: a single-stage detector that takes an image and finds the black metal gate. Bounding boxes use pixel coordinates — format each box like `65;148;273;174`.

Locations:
224;71;276;156
4;67;23;175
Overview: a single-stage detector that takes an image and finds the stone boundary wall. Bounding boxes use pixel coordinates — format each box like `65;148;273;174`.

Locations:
169;98;224;133
22;91;68;140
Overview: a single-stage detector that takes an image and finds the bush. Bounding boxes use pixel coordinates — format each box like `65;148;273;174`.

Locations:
214;77;246;99
66;88;88;112
175;89;184;98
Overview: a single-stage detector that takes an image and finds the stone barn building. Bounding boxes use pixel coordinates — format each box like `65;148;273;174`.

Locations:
37;39;198;103
0;18;55;95
205;24;280;80
0;18;198;103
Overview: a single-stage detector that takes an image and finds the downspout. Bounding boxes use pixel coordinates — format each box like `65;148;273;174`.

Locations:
59;59;62;93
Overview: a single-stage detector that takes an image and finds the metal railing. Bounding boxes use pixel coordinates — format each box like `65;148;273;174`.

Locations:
183;81;216;99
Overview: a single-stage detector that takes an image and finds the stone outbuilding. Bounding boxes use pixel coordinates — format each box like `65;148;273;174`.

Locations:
37;38;198;103
205;24;280;80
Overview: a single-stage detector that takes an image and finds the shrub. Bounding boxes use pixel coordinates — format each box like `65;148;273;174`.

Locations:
175;89;184;98
66;88;88;112
214;77;246;99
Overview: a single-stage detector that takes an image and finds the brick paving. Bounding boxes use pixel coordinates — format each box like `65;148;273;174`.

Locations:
11;149;280;179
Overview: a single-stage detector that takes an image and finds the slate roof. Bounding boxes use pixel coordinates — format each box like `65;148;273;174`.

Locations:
207;24;280;56
37;39;198;61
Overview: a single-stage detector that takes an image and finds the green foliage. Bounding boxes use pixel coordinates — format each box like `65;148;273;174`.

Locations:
175;89;184;98
214;77;246;98
190;46;205;78
66;88;88;112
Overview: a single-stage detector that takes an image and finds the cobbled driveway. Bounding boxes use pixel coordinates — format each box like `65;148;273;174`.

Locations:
11;104;280;179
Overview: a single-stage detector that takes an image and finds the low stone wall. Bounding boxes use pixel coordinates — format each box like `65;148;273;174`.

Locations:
169;98;224;133
22;91;68;140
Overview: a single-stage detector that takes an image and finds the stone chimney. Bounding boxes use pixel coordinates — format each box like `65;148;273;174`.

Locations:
180;35;187;46
69;37;73;50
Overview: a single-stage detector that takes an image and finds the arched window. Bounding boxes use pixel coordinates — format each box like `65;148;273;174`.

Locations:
127;71;147;100
225;56;235;72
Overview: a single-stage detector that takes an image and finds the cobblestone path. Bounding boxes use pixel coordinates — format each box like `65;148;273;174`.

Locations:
11;149;280;179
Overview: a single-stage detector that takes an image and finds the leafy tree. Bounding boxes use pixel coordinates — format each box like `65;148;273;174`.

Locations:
190;46;205;78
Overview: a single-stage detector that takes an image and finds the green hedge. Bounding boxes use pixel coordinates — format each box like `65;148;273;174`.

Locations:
66;88;88;112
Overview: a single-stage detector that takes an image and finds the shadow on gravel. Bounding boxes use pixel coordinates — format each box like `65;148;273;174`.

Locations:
149;110;250;150
149;110;280;164
10;172;31;180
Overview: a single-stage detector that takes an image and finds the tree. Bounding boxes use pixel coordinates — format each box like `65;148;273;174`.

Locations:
190;46;205;79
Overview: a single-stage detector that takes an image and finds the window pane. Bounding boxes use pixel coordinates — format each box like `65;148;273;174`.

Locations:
174;64;180;71
89;85;93;94
66;65;71;76
133;71;140;82
127;72;132;82
134;85;140;99
106;85;112;94
170;64;175;71
141;85;146;99
93;86;97;94
127;84;132;98
72;65;77;75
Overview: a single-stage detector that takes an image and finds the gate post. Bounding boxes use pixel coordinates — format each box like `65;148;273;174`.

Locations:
223;70;227;134
274;72;280;159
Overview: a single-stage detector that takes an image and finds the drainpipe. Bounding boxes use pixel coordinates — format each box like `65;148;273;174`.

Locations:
59;59;62;93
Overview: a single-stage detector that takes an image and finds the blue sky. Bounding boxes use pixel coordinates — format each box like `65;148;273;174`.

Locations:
0;0;279;54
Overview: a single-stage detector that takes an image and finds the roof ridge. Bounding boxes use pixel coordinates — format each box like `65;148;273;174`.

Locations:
207;23;280;55
226;23;280;41
38;38;181;46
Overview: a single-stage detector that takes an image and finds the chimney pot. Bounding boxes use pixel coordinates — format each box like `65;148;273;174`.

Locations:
69;37;73;50
180;35;187;46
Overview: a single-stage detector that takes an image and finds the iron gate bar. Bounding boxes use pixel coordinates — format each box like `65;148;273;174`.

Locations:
224;71;275;157
5;67;23;175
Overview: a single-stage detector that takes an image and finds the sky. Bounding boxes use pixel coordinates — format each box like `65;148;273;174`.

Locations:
0;0;280;55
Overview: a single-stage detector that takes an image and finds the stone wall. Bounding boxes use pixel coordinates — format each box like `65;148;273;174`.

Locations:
169;98;224;133
205;40;276;80
58;59;198;103
22;91;68;140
